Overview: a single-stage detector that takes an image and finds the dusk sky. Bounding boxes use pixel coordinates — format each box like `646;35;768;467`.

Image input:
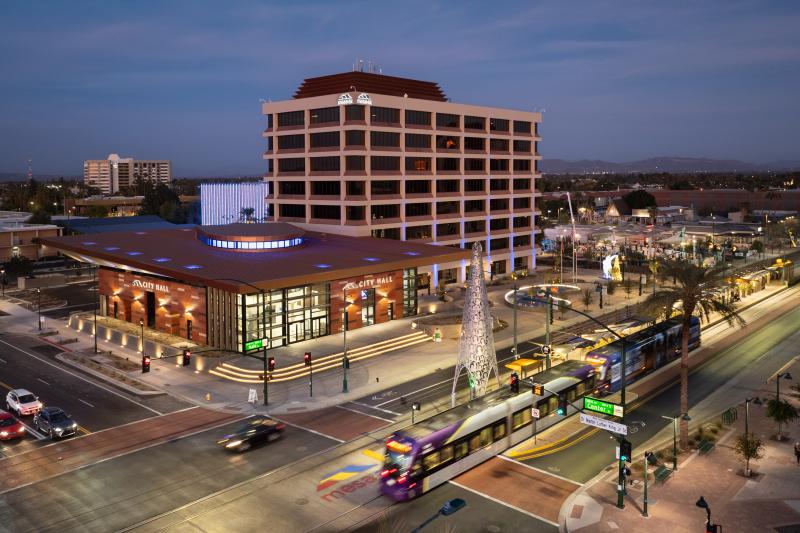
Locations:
1;1;799;177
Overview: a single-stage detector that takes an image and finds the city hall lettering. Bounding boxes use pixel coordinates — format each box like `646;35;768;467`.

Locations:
130;279;169;292
342;276;393;291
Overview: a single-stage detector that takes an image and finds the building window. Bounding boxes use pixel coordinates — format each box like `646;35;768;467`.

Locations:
277;111;304;127
371;204;400;219
405;157;431;171
490;198;509;211
438;268;458;283
490;178;509;191
436;201;459;215
464;137;485;151
405;203;431;217
464;179;484;193
406;225;432;240
490;159;509;172
513;159;531;172
513;197;531;209
513;140;531;153
345;130;365;147
514;235;531;248
310;181;340;196
346;205;365;221
267;114;273;129
310;107;340;125
279;182;304;195
436;179;459;194
371;180;400;195
310;156;340;172
490;237;509;251
465;159;485;172
406;180;431;194
346;181;365;196
371;156;400;171
464;199;485;213
278;158;305;172
406;133;431;149
279;204;305;218
464;220;485;233
370;131;401;148
436;136;459;150
310;131;340;148
371;106;400;124
490;118;509;132
345;105;365;121
437;222;459;237
513;215;531;228
436;113;460;129
436;158;459;172
490;138;509;152
513;178;530;190
513;120;532;134
403;267;418;317
490;218;509;231
311;205;340;220
464;116;485;130
405;110;431;126
372;227;401;239
345;155;365;171
277;134;304;150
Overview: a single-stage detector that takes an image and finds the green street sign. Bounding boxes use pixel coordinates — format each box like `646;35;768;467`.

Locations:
244;339;264;351
584;396;624;418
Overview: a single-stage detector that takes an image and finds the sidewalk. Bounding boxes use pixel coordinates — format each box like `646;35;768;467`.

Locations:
563;328;800;532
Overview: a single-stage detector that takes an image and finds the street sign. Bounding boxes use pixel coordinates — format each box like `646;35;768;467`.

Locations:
531;408;540;419
584;396;624;418
244;339;264;351
247;388;258;404
580;412;627;435
541;345;551;355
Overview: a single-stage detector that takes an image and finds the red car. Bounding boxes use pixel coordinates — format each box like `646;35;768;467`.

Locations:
0;410;25;440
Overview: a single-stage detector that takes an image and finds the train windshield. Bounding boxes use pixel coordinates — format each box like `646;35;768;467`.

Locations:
384;438;413;471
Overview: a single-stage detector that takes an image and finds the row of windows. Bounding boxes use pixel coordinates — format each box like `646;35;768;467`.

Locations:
421;421;507;475
273;157;537;173
272;108;537;134
278;179;531;197
270;133;537;152
200;236;303;250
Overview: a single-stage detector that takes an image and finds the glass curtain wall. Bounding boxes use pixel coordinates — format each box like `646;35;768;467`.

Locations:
403;267;418;317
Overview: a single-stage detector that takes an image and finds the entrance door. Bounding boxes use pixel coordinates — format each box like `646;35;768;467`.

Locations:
388;302;394;321
187;319;193;341
360;288;375;326
288;321;305;344
113;301;118;319
146;291;156;327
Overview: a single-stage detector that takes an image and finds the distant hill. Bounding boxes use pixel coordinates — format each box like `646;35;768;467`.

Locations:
542;157;800;174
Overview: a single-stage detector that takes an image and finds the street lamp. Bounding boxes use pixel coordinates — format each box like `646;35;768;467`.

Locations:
661;413;691;471
36;288;42;330
744;397;761;438
342;288;350;393
411;401;421;424
511;273;519;359
776;372;793;402
1;268;5;297
696;496;720;532
93;265;98;354
139;318;145;357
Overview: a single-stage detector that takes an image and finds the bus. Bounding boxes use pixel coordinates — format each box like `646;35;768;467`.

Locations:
380;361;596;501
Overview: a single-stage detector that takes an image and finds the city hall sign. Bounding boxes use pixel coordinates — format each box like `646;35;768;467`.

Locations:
337;92;373;106
130;278;170;293
342;275;394;291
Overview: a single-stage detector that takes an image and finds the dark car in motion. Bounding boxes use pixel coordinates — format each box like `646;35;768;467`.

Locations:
218;416;285;452
33;407;78;439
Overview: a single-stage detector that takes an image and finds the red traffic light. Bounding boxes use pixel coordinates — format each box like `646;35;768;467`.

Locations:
142;356;151;373
182;349;191;367
268;356;276;372
304;352;312;366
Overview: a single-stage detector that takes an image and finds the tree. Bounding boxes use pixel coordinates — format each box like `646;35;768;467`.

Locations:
27;210;51;225
240;207;256;223
750;240;764;255
606;280;616;300
623;190;656;210
643;261;745;449
140;182;183;223
766;398;798;441
648;259;660;293
84;205;109;218
3;256;33;278
582;289;593;311
623;278;634;299
734;433;764;477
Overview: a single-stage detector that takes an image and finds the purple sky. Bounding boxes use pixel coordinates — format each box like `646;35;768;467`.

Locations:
1;1;799;176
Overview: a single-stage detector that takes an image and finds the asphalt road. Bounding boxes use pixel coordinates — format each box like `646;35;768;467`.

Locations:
0;417;338;532
523;302;800;483
40;280;97;318
0;333;189;438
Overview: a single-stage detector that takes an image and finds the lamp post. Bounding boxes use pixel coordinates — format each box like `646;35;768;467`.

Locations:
93;265;98;354
342;288;349;393
511;274;519;360
661;413;691;471
696;496;719;533
1;268;5;297
776;372;793;402
139;318;145;357
411;401;420;424
37;288;42;330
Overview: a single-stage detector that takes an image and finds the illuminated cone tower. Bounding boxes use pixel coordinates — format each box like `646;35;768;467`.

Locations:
452;242;499;406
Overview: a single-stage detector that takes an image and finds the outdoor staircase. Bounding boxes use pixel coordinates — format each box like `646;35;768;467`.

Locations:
209;331;432;384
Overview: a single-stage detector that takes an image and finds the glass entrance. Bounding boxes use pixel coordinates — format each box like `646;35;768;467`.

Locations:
360;288;376;326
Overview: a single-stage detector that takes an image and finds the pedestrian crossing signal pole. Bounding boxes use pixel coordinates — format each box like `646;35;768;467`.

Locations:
305;352;313;397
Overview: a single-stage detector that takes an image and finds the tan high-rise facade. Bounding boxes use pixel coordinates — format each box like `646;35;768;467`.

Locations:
262;72;541;286
84;154;171;194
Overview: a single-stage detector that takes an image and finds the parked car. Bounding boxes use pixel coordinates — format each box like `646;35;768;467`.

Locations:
5;389;42;416
33;407;77;439
0;410;25;440
217;416;285;452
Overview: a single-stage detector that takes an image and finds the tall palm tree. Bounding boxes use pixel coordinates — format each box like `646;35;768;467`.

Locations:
643;261;745;449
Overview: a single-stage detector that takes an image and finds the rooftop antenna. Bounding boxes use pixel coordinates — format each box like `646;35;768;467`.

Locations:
27;159;32;183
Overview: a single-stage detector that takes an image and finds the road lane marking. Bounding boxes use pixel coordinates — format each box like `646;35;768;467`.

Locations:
449;479;560;527
0;357;6;364
362;448;384;462
498;454;583;485
79;398;95;408
0;338;163;416
268;416;345;443
19;421;48;440
37;378;50;386
337;404;394;423
349;400;401;416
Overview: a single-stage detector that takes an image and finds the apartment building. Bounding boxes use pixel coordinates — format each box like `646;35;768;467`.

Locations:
262;71;542;286
84;154;171;194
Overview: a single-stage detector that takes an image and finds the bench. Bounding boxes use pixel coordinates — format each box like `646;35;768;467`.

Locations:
654;465;673;484
698;439;715;455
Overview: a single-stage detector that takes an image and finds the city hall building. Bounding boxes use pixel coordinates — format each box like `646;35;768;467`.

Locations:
262;71;542;287
40;223;468;353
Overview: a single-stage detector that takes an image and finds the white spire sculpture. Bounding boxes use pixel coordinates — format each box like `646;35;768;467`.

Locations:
452;242;499;406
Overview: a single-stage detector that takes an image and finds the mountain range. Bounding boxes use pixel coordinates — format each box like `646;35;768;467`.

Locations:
541;157;800;174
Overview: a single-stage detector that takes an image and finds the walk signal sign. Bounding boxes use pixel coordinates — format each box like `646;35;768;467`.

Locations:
532;382;544;396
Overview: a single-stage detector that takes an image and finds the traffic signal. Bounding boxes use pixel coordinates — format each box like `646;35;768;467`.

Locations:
142;355;151;373
304;352;312;366
556;395;568;416
268;356;276;372
532;382;544;396
182;349;191;367
509;372;519;394
620;439;632;462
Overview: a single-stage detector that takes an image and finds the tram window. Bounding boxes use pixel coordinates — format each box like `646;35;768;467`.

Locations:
567;388;578;402
469;434;481;453
479;427;493;447
423;451;440;472
455;441;469;460
512;409;532;430
576;381;587;397
537;399;551;417
493;422;507;441
440;444;454;465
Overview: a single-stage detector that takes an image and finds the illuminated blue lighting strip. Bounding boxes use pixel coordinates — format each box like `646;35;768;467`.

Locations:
199;235;303;250
200;182;268;226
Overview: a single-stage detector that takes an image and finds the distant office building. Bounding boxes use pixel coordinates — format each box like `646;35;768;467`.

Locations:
0;214;63;261
84;154;171;194
200;182;269;225
262;71;542;286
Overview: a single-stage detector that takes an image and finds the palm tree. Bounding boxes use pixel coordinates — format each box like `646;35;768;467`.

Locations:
643;261;745;449
239;207;256;223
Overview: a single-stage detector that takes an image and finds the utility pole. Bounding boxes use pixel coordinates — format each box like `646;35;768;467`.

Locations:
512;277;518;359
93;266;98;353
342;289;349;393
544;293;552;369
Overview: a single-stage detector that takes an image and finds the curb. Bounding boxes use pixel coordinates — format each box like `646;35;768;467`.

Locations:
55;353;165;397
